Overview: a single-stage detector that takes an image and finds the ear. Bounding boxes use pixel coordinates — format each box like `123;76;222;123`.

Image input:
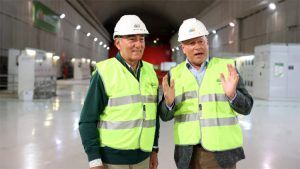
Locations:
181;44;186;55
114;38;121;50
204;37;209;48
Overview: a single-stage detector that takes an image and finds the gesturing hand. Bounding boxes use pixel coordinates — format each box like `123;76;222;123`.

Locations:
220;64;239;100
162;74;175;107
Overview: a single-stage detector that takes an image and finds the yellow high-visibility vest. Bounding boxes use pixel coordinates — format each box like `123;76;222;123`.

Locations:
171;57;243;151
96;58;158;152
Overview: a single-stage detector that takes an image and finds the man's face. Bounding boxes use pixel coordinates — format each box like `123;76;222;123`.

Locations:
181;36;209;67
114;35;145;63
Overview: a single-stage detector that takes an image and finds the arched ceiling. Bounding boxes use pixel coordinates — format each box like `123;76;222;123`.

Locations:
82;0;216;40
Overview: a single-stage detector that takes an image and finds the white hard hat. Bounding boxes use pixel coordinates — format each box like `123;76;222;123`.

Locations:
113;15;149;38
178;18;209;42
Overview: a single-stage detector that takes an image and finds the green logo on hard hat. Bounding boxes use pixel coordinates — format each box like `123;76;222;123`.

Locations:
216;78;221;83
134;24;140;28
189;28;195;32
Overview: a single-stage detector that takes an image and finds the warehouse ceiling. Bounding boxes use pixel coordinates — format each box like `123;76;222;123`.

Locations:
82;0;216;40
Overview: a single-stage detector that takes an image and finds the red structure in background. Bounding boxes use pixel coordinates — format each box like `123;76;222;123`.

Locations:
108;43;172;85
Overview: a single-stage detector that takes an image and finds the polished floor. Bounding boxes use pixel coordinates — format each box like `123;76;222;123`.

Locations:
0;80;300;169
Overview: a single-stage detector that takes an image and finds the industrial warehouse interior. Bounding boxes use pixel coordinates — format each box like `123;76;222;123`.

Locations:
0;0;300;169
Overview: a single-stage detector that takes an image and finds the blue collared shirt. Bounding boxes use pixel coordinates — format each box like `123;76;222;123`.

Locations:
166;57;236;110
185;57;209;86
166;58;209;110
185;57;236;102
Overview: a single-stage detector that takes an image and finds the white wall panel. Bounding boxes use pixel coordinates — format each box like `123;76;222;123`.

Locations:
0;0;110;64
170;0;300;57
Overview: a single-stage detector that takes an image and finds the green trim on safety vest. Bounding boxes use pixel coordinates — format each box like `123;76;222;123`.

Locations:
170;57;243;151
96;58;158;152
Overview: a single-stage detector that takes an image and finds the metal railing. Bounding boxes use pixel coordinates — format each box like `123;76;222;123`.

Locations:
0;74;18;94
0;74;57;99
34;75;57;99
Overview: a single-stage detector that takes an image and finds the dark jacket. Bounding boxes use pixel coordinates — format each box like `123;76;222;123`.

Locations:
79;53;160;164
158;60;253;169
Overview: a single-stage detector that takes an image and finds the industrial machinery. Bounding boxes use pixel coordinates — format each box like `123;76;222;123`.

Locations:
253;43;300;100
9;48;57;100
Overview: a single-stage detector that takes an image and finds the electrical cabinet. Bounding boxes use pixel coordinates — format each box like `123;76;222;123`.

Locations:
16;48;56;100
73;59;91;80
253;43;300;100
235;55;255;94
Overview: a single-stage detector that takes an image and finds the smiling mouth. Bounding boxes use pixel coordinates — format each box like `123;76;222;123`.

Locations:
132;50;142;54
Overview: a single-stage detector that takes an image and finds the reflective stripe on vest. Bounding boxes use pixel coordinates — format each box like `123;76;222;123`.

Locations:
200;93;227;102
98;119;156;129
175;91;197;104
96;58;158;152
171;57;243;151
108;94;157;106
175;92;228;103
174;113;238;127
174;113;199;122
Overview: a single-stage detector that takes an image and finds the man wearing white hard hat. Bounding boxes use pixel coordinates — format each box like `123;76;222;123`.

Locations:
79;15;159;169
159;18;253;169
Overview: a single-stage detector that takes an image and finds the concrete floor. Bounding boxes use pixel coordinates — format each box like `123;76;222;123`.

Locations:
0;80;300;169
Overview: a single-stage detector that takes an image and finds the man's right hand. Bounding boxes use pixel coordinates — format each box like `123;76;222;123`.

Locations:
162;74;175;107
91;166;104;169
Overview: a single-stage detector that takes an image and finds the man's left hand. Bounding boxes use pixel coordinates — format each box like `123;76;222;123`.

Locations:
220;64;239;100
149;151;158;169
